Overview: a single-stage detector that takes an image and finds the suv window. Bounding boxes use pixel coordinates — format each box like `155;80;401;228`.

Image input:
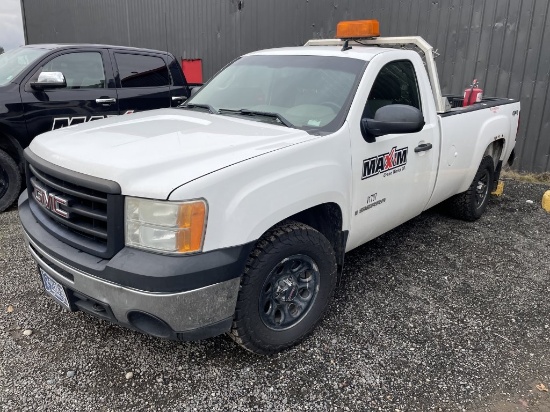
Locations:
365;60;421;118
40;52;105;89
115;53;170;88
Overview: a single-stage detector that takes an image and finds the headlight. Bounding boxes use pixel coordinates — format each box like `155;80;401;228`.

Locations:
125;197;207;254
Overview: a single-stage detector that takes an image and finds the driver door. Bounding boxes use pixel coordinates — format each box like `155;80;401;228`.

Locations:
20;49;119;138
347;57;438;250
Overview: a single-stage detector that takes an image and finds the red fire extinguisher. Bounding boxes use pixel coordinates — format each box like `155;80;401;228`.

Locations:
463;79;483;107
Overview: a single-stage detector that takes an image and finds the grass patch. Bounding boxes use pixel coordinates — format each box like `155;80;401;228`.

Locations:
501;169;550;184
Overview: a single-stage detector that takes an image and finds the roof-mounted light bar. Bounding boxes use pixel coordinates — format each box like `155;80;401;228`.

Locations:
336;19;380;40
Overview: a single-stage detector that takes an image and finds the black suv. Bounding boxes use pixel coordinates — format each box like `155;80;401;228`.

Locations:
0;44;197;211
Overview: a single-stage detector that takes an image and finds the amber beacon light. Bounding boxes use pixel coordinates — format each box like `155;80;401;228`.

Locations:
336;19;380;39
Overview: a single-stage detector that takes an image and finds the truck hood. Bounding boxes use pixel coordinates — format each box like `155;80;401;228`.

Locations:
29;108;314;198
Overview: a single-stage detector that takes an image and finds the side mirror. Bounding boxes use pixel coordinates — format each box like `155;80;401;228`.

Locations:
361;104;425;142
31;71;67;90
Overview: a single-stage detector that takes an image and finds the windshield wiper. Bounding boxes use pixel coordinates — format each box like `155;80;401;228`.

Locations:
181;103;219;114
219;108;293;128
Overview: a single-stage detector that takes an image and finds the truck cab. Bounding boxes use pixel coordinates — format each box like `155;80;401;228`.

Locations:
0;44;194;211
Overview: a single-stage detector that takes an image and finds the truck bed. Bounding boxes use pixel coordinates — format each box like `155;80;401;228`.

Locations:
425;98;520;210
442;95;518;116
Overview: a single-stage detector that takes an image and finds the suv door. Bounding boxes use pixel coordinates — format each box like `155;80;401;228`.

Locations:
21;49;119;136
111;52;172;113
348;57;439;249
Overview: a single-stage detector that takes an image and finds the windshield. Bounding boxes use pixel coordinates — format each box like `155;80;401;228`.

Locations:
187;55;367;133
0;47;48;86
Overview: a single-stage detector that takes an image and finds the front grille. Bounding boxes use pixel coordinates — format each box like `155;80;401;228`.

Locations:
25;152;124;259
30;164;109;244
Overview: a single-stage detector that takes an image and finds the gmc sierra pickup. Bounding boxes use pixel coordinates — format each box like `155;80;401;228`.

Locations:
0;44;196;211
18;21;519;355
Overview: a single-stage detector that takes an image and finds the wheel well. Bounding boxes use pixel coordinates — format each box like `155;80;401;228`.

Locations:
287;203;346;267
484;139;504;170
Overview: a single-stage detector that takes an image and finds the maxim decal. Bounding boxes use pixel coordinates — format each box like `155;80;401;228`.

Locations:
362;146;408;179
51;111;135;130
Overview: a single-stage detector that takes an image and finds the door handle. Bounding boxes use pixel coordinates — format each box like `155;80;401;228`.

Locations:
414;143;433;153
172;96;187;102
96;98;116;105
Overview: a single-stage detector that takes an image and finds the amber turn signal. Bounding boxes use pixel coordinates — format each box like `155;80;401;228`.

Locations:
176;201;207;253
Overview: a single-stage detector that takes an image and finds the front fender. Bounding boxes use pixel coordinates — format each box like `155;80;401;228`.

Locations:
169;130;352;252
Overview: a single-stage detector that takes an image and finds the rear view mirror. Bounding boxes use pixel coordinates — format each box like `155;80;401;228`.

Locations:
31;71;67;90
361;104;425;142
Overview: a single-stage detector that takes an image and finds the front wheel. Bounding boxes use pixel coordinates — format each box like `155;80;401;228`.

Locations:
229;221;337;355
0;149;22;213
447;155;494;221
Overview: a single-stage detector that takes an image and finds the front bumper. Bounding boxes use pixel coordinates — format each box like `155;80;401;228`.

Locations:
18;192;254;340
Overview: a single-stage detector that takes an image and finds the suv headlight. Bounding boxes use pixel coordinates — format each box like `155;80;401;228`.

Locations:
125;197;207;254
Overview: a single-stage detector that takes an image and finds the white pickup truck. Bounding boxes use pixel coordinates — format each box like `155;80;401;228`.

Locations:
18;21;519;354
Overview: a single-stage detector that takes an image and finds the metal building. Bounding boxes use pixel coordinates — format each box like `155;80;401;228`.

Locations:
20;0;550;172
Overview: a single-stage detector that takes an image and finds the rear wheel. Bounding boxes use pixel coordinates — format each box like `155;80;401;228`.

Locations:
448;155;494;221
229;221;337;355
0;149;21;212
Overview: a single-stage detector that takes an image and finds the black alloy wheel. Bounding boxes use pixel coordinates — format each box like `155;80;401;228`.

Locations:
475;169;490;209
0;164;9;199
229;221;337;355
447;155;494;221
259;254;320;331
0;149;22;212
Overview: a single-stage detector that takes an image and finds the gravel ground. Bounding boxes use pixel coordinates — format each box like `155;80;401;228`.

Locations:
1;179;550;411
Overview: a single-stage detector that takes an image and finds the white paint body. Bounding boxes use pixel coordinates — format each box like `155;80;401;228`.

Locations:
29;43;520;254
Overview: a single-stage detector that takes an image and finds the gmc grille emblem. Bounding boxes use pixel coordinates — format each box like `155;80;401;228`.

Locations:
31;181;70;219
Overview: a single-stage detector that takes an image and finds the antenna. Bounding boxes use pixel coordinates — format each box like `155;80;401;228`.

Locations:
341;40;352;52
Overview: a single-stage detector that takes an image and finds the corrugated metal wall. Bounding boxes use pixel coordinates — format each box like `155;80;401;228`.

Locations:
21;0;550;172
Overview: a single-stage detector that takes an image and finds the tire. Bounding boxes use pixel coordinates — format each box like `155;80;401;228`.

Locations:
229;221;337;355
447;155;494;221
0;149;22;213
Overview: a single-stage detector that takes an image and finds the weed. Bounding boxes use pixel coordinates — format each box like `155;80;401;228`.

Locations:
501;169;550;184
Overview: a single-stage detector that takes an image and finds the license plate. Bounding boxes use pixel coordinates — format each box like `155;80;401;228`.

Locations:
39;268;70;309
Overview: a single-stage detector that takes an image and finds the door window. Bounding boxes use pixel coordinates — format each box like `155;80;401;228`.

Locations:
364;60;421;118
115;53;170;88
39;52;105;89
